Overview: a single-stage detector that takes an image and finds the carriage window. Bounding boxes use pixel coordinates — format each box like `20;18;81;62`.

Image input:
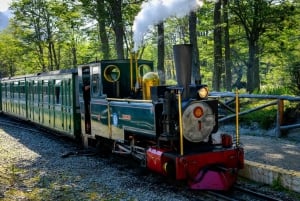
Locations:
13;82;18;98
55;80;61;104
92;74;100;96
104;65;120;82
33;81;39;102
1;84;5;98
20;81;25;100
43;80;49;103
6;83;10;98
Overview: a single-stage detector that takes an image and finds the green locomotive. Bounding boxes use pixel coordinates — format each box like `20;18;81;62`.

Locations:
0;45;244;191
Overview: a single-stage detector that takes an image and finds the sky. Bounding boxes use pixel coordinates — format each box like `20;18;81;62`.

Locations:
0;0;12;12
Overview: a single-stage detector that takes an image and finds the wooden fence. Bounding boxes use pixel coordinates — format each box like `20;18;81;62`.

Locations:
209;91;300;137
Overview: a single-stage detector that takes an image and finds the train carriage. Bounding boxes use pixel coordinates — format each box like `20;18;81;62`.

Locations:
1;69;81;139
25;69;81;138
1;76;29;119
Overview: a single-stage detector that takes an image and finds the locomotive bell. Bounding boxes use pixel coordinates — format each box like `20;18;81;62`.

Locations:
142;72;160;100
173;44;192;100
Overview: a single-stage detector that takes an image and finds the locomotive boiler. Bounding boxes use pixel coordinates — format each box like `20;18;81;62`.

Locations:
79;44;244;190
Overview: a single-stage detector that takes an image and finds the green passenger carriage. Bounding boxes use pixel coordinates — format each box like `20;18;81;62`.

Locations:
1;76;28;119
0;69;81;139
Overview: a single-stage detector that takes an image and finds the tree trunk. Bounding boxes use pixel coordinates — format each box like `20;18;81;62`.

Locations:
37;43;46;72
109;0;124;59
213;1;222;91
70;42;76;69
247;38;260;93
33;19;46;71
48;42;54;71
189;11;201;84
97;0;110;59
157;22;165;85
223;0;232;91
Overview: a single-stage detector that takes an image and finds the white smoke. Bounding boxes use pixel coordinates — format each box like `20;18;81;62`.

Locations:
132;0;206;52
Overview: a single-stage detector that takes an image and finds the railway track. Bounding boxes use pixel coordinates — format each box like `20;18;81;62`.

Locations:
233;185;284;201
0;114;296;201
206;185;285;201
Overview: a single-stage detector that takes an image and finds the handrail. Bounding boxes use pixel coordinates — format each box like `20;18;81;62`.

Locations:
210;92;300;137
210;92;300;101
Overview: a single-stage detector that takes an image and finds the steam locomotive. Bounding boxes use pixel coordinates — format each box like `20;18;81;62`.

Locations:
0;44;244;190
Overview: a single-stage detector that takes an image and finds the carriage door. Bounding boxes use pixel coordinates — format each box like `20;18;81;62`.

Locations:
79;66;91;135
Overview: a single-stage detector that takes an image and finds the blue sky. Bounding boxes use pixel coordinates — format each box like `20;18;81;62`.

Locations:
0;0;12;30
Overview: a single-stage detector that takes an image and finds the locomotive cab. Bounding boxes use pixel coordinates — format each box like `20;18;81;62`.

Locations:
101;60;154;99
78;60;156;147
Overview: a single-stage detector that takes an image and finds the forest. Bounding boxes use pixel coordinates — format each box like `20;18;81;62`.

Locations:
0;0;299;94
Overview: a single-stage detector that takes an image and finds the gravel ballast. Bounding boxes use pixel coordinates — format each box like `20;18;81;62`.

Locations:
0;118;196;201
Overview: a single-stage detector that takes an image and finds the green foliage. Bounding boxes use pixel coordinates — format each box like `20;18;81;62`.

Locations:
288;61;300;95
271;175;284;191
166;79;177;85
0;0;299;93
243;88;299;129
258;86;293;96
240;106;277;130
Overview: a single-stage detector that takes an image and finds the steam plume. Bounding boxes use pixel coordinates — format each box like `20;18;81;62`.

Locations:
132;0;205;52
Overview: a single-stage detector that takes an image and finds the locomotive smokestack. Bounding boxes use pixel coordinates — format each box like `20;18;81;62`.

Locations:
173;44;192;99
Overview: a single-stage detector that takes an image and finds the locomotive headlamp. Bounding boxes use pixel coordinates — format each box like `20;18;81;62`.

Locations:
198;86;208;99
193;106;203;118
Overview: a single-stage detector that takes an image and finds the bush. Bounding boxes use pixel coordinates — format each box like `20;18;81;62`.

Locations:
258;86;293;95
240;107;277;130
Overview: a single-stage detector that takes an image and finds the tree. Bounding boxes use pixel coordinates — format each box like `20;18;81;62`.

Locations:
213;0;222;91
189;11;201;85
0;32;20;77
223;0;232;91
108;0;125;59
230;0;296;93
157;22;165;84
80;0;111;59
10;0;84;71
11;0;47;71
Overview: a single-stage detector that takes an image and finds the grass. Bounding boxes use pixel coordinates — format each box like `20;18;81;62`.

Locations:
258;86;293;96
271;175;284;191
239;104;277;130
0;164;134;201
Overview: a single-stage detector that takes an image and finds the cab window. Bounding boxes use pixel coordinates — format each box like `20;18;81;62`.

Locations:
91;66;101;97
